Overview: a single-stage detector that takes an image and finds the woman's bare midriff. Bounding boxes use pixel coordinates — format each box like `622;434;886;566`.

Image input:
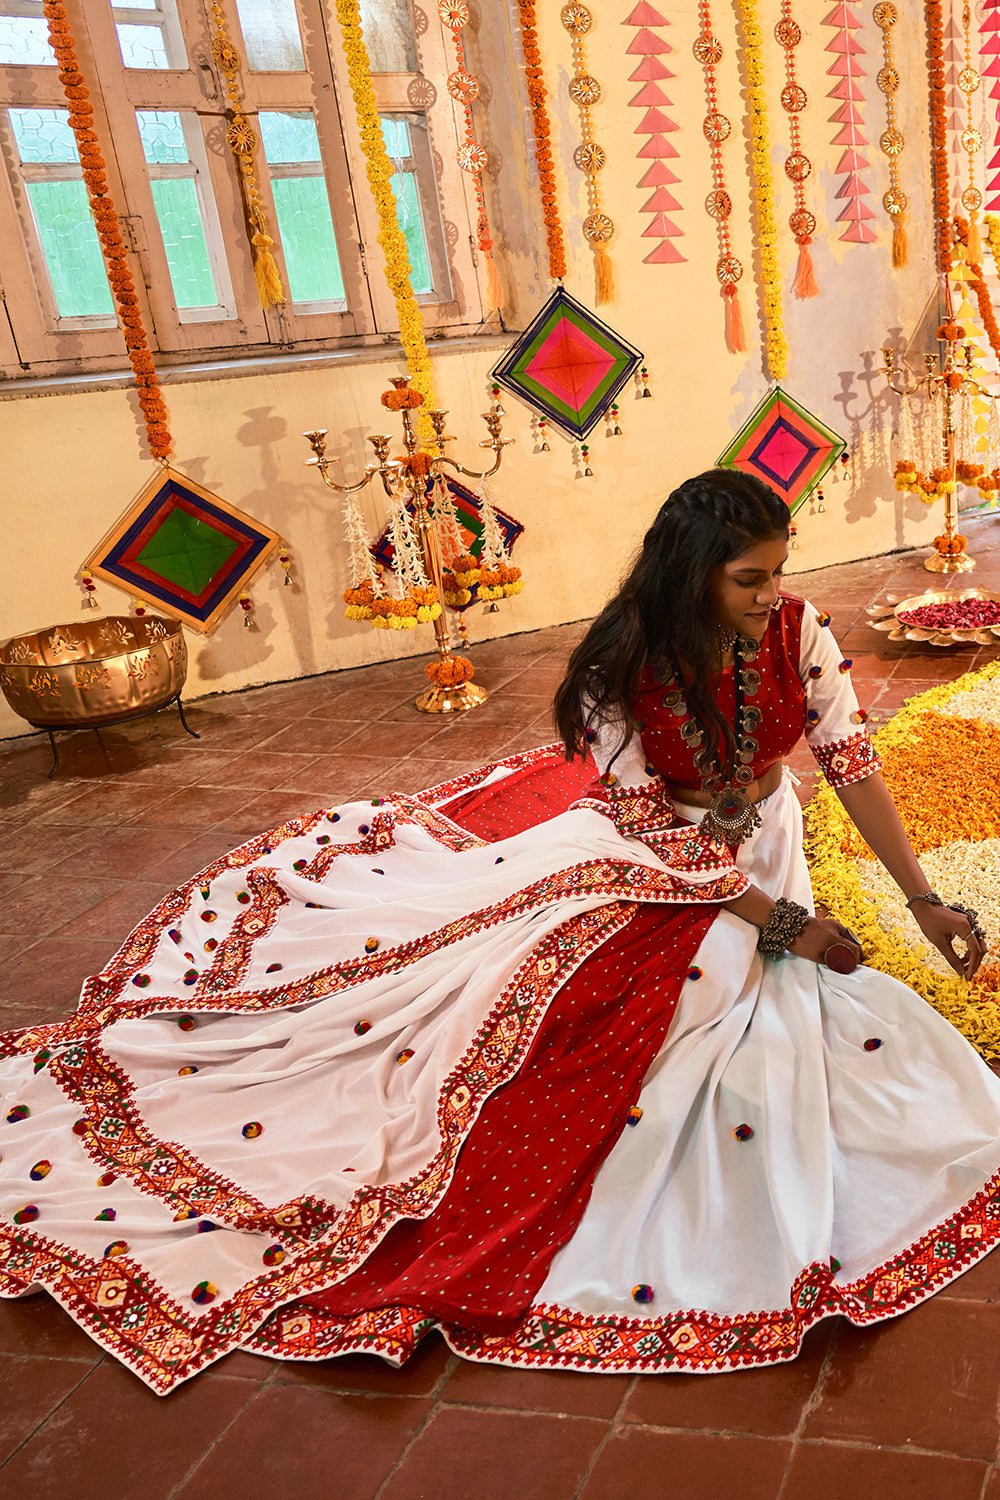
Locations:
663;761;784;809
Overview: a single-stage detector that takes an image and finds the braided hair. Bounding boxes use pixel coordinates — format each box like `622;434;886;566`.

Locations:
554;468;791;768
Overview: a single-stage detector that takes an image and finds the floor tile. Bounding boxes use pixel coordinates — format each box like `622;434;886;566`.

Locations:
0;873;117;936
136;785;261;828
61;881;177;940
46;826;201;883
623;1322;832;1437
0;823;94;876
804;1300;1000;1459
579;1428;791;1500
781;1443;986;1500
441;1359;631;1418
261;754;406;798
379;1407;606;1500
0;1354;95;1467
174;1386;432;1500
0;1293;106;1361
197;748;329;792
32;782;178;828
4;937;120;1011
0;1361;256;1498
937;1245;1000;1303
984;1466;1000;1500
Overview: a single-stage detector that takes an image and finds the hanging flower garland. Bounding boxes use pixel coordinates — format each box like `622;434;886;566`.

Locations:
775;0;819;298
954;216;1000;365
692;0;747;355
958;0;984;266
926;0;952;276
513;0;566;280
334;0;436;424
438;2;502;311
736;0;788;380
207;4;285;308
41;1;171;460
874;2;908;268
560;2;615;305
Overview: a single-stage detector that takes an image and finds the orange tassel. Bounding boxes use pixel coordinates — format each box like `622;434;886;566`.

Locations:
792;238;820;299
723;285;748;354
892;213;908;269
483;249;503;312
594;246;614;305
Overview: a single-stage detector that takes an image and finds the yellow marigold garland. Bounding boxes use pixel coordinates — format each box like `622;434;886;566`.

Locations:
736;0;788;380
334;0;436;430
805;659;1000;1061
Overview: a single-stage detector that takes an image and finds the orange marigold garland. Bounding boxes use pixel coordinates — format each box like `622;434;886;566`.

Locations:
926;0;952;276
514;0;567;280
954;216;1000;365
40;0;171;459
425;654;474;687
438;2;502;311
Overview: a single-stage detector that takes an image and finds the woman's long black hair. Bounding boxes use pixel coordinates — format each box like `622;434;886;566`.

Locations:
554;468;791;769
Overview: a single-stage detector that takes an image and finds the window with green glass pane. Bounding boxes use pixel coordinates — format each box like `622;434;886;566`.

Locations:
231;0;304;71
381;118;431;296
137;110;219;309
9;108;113;317
259;112;344;304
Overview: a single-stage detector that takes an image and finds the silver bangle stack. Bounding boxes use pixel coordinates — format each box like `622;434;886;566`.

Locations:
905;890;987;945
757;898;811;957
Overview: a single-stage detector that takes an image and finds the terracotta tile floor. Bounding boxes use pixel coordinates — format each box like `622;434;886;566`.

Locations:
3;519;1000;1497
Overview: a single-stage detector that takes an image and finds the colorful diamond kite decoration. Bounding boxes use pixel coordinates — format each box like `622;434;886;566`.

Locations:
716;386;846;515
373;475;524;571
492;288;643;440
86;467;281;633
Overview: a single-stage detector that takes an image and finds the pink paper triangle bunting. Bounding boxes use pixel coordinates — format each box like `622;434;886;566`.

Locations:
837;198;876;222
629;82;670;106
836;148;870;172
637;134;680;159
827;54;867;77
642;213;684;237
641;187;683;212
831;123;867;146
835;172;871;199
643;240;686;264
840;221;878;244
831;102;865;124
626;28;672;54
823;4;861;28
635;107;678;133
625;1;669;24
826;31;864;54
628;57;673;81
638;161;681;186
828;76;866;99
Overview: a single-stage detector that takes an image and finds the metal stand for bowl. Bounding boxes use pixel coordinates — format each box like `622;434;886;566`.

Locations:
29;693;200;778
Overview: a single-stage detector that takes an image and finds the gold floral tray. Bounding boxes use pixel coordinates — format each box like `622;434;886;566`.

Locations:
0;615;187;728
867;588;1000;647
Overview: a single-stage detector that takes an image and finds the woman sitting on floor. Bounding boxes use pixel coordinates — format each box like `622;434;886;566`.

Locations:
0;467;995;1394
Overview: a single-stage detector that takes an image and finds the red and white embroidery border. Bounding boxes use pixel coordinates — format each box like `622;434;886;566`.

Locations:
248;1164;1000;1371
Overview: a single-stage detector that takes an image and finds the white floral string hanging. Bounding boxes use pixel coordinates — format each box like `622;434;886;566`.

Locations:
477;477;524;605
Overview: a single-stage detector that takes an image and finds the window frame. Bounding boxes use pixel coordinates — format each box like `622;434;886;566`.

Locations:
0;0;486;378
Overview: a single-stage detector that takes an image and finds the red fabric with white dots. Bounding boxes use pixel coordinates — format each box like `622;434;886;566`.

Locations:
302;900;716;1332
437;752;597;840
634;596;807;789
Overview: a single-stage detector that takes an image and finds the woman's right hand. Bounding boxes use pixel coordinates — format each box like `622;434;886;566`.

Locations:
786;916;862;968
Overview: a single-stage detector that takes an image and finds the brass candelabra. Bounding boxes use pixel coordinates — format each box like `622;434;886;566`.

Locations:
880;314;998;573
304;379;513;713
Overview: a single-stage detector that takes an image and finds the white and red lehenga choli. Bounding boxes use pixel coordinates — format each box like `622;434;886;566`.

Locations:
4;596;1000;1394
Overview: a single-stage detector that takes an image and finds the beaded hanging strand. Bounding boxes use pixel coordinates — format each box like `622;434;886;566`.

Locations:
775;0;819;298
208;6;285;308
514;0;567;280
874;2;907;268
693;0;747;354
959;0;984;265
439;2;502;311
40;0;171;460
561;3;615;305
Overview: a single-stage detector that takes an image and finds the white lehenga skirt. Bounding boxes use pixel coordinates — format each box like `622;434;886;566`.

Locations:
1;752;999;1391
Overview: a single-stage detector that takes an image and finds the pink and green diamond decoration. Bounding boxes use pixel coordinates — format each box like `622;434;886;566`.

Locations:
717;386;846;515
492;288;643;440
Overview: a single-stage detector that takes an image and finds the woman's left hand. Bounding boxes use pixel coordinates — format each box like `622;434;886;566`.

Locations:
910;901;987;981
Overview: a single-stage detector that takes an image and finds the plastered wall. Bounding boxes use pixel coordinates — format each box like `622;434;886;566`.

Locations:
0;0;973;740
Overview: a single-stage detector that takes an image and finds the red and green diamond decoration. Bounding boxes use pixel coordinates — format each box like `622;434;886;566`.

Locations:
491;288;643;440
717;386;846;515
86;467;281;633
373;475;523;575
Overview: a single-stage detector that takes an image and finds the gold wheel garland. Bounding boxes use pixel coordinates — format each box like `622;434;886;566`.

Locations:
775;0;818;299
959;0;984;265
438;1;502;311
874;2;907;269
560;2;614;305
208;4;285;308
693;0;747;354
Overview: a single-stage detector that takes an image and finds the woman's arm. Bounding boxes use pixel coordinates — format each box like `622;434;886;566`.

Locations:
836;774;985;979
726;886;861;965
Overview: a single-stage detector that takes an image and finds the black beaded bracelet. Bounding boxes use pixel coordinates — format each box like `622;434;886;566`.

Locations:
757;898;811;957
906;890;987;945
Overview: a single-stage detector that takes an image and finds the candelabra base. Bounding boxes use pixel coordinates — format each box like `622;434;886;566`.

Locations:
415;679;489;714
924;551;976;574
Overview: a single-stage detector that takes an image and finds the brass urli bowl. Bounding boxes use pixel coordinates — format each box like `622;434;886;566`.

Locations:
867;588;1000;647
0;615;188;729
